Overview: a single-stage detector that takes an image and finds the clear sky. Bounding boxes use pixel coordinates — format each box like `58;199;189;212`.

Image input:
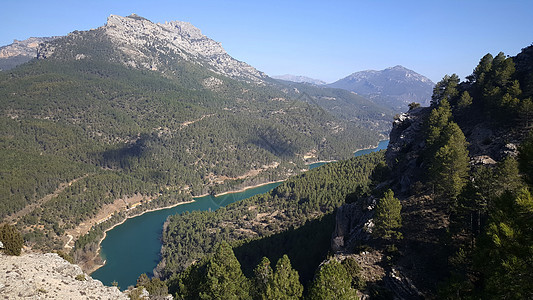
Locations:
1;0;532;83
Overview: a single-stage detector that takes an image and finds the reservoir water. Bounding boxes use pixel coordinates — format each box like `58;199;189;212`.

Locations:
91;139;389;289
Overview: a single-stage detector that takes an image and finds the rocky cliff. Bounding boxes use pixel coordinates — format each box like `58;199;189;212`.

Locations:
0;37;58;70
0;252;127;299
36;14;267;83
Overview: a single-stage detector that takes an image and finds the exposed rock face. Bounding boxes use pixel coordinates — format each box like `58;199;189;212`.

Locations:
331;196;375;253
328;65;435;112
0;37;59;70
0;253;127;299
385;106;430;193
37;14;267;83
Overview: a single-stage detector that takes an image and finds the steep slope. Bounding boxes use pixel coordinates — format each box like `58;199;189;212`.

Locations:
328;65;434;111
331;45;533;298
0;252;127;299
0;36;59;70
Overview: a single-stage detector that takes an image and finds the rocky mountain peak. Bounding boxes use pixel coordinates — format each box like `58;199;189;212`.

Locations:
38;14;267;83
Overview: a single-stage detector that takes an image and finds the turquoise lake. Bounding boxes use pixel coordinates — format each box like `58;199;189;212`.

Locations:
91;139;389;289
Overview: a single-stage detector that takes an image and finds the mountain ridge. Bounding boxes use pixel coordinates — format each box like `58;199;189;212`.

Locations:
328;65;435;111
272;74;326;85
0;36;59;70
36;14;267;83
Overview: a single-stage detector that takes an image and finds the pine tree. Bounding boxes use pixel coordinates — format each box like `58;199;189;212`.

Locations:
0;223;23;256
373;189;402;240
265;255;303;300
458;91;473;109
342;257;365;290
200;241;250;300
426;98;452;151
477;189;533;299
469;53;493;85
309;260;358;300
253;257;273;300
431;74;460;106
519;132;533;184
430;122;470;201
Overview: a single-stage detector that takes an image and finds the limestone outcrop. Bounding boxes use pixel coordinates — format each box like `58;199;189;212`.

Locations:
0;252;127;299
37;14;267;83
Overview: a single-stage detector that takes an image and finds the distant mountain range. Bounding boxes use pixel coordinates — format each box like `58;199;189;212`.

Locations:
272;74;326;85
1;29;434;114
328;65;435;111
272;66;435;112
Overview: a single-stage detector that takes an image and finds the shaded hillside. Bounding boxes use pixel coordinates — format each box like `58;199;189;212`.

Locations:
275;81;394;134
272;74;326;85
335;44;533;298
162;44;533;299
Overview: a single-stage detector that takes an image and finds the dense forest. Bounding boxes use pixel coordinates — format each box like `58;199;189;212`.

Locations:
147;45;533;299
421;46;533;298
0;24;390;260
156;151;385;298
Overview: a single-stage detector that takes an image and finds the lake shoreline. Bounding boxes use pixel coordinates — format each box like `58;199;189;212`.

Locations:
87;180;285;275
305;139;387;166
87;199;196;274
86;139;389;277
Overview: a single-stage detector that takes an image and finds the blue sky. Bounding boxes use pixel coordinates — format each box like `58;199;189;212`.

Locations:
1;0;532;83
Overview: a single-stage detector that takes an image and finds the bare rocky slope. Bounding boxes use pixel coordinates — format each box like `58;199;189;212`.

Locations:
0;37;58;70
0;252;127;299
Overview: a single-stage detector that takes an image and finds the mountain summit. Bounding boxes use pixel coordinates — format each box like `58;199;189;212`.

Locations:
37;14;267;83
328;65;434;111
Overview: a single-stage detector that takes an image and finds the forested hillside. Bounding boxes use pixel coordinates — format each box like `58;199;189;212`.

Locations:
158;151;385;297
153;45;533;299
0;14;390;266
375;44;533;298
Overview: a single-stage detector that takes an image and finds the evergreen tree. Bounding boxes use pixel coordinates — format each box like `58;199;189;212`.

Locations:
426;98;452;151
136;273;150;287
253;257;273;300
430;122;470;201
373;189;402;240
0;223;24;256
143;277;168;298
469;53;493;85
431;74;459;106
518;98;533;129
265;255;303;300
341;257;365;290
200;241;250;300
309;260;358;300
476;189;533;299
519;131;533;185
457;91;473;109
